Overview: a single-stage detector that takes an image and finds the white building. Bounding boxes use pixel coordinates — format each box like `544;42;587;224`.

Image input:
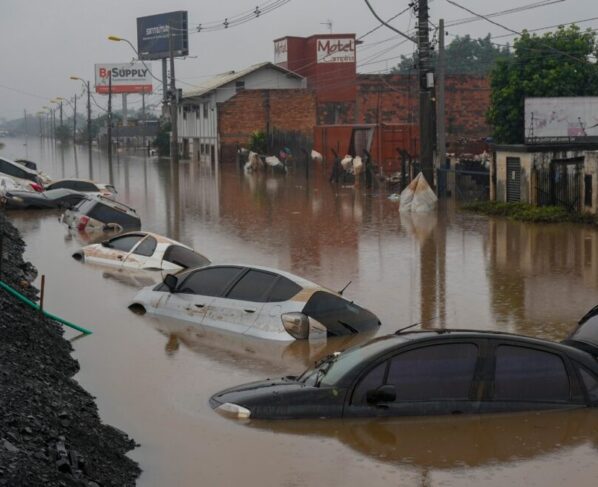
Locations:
178;62;305;163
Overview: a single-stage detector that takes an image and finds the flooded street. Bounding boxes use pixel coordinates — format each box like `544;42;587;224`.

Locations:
2;137;598;486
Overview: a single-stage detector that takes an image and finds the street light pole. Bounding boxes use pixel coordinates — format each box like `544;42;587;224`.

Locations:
73;94;77;144
169;23;179;163
107;72;113;166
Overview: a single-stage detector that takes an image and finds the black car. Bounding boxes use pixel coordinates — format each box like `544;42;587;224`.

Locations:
1;188;87;209
210;308;598;420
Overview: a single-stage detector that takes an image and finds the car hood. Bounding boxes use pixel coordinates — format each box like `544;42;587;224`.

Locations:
210;377;304;408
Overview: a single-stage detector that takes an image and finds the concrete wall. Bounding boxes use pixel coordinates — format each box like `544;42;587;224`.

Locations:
584;151;598;214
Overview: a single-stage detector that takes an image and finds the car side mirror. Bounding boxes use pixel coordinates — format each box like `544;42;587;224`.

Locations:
366;384;396;404
101;240;110;248
163;274;178;293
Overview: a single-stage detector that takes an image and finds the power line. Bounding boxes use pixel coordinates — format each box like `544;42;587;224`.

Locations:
492;16;598;39
362;0;416;43
445;0;592;65
358;5;412;40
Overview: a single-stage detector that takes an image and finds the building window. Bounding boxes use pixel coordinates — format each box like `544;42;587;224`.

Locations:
235;81;245;93
585;174;592;207
203;102;209;119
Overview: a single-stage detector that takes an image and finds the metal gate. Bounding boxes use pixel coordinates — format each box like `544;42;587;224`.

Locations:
436;160;489;201
536;157;583;212
506;157;521;202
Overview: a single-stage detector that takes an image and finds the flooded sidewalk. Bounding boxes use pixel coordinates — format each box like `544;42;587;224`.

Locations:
2;137;598;486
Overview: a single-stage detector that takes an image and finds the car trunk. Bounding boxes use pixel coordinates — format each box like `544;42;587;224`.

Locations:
562;306;598;356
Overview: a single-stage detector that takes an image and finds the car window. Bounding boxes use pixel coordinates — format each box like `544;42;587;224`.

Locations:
226;270;278;302
352;362;387;404
178;267;243;296
303;291;379;336
133;236;157;257
163;245;210;269
72;198;94;212
49;181;71;190
267;276;302;302
0;159;29;180
578;367;598;403
88;203;139;227
494;345;570;402
76;181;99;192
386;343;479;401
107;234;144;252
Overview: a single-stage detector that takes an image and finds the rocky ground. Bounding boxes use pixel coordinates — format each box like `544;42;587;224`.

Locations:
0;213;140;486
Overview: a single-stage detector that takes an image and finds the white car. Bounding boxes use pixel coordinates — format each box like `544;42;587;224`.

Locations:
73;231;211;272
45;178;117;197
130;264;381;341
0;156;44;192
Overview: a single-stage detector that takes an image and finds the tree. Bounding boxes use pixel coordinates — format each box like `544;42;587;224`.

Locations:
392;34;511;75
488;25;598;144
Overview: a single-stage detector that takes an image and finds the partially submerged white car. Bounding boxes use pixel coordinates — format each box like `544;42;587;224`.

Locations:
130;265;381;341
72;231;211;272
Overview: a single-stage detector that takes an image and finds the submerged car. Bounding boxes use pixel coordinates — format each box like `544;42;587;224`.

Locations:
72;231;211;272
130;265;380;341
1;188;87;209
210;310;598;420
45;178;116;197
62;196;140;233
14;159;51;184
0;156;44;191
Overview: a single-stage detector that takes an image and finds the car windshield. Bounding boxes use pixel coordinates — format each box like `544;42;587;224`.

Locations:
298;336;406;387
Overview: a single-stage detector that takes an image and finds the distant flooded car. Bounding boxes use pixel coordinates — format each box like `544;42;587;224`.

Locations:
45;178;116;197
0;156;44;191
14;158;51;184
73;231;211;272
210;312;598;419
130;265;380;341
61;196;140;233
1;188;87;209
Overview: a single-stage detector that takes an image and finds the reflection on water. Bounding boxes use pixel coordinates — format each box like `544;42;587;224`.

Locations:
250;409;598;470
2;137;598;486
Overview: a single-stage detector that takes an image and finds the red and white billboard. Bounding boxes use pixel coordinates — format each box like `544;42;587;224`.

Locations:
94;63;153;94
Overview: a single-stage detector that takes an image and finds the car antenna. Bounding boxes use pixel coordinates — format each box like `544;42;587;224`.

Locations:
395;315;440;334
338;280;352;295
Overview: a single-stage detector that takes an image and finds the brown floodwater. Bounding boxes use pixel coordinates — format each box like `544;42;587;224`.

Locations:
2;137;598;486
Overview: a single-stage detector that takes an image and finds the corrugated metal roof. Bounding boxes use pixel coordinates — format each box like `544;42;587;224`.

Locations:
182;62;303;99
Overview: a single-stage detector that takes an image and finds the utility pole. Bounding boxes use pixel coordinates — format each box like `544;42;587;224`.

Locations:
59;102;63;128
122;93;128;126
142;91;146;152
86;80;92;171
73;94;77;144
107;72;113;166
169;23;179;163
162;59;168;117
416;0;436;189
436;18;446;171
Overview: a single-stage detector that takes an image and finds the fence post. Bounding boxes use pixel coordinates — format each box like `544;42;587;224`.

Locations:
39;275;45;314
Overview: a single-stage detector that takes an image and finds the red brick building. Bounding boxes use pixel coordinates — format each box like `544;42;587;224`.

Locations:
186;33;492;166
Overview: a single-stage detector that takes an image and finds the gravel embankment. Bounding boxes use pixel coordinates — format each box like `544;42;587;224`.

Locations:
0;213;140;486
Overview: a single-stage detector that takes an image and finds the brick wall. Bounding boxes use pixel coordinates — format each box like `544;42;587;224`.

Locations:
218;89;316;160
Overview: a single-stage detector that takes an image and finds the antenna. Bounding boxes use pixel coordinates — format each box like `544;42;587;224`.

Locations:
320;19;333;33
338;280;352;295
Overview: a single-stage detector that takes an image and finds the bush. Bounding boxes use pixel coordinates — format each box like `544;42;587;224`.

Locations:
462;201;597;224
248;130;267;154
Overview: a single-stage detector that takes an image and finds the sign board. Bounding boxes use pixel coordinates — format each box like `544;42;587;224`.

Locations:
95;63;153;94
316;38;355;63
137;11;189;60
274;39;288;64
525;97;598;141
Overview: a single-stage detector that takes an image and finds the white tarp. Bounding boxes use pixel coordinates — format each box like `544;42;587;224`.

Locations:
399;172;438;213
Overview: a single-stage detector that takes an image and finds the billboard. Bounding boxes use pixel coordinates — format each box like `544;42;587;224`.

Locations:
95;63;153;94
137;11;189;60
316;38;355;64
525;97;598;141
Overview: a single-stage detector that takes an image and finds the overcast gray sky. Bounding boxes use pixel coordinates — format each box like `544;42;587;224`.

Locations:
0;0;596;120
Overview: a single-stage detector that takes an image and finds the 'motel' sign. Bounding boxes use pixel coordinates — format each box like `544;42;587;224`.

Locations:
317;38;356;64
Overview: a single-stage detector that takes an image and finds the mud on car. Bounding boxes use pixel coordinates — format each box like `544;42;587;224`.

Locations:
130;264;381;341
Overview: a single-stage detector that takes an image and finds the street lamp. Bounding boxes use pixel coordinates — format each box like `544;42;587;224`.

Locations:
108;33;177;162
70;76;93;168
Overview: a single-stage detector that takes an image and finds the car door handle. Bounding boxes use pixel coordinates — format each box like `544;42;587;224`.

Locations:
194;304;205;308
117;255;123;260
244;309;256;314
